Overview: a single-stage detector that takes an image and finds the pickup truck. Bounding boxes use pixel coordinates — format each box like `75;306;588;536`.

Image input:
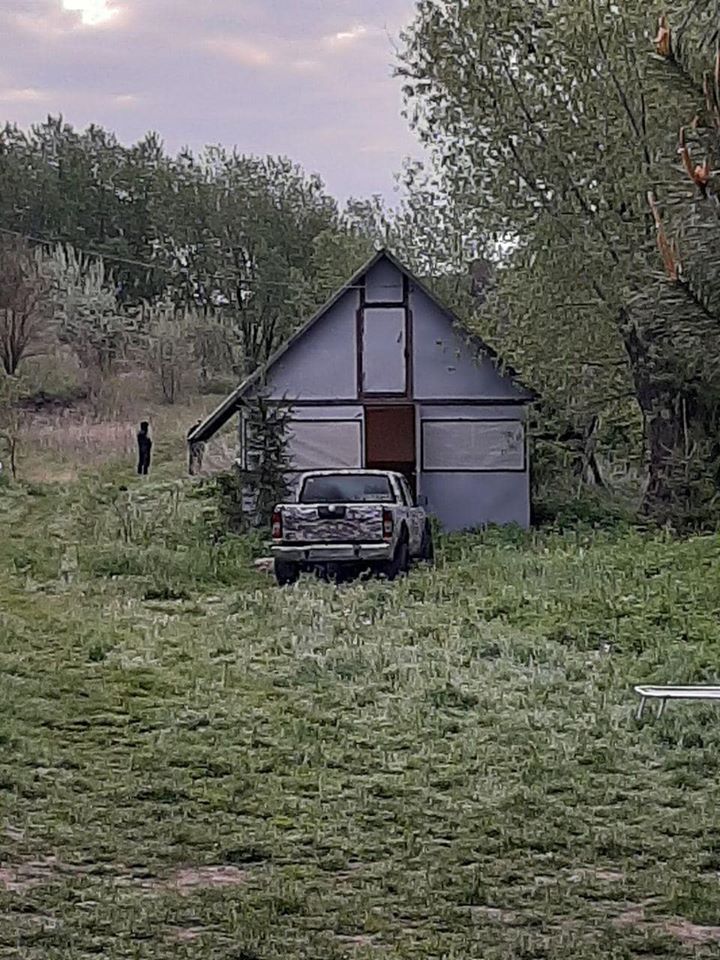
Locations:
270;469;433;585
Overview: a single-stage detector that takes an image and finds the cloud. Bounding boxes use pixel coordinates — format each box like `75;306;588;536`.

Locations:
334;25;369;43
206;37;274;68
0;0;422;201
0;87;49;103
113;93;139;107
61;1;121;27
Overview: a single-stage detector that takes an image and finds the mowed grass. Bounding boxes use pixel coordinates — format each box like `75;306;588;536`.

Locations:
2;479;720;958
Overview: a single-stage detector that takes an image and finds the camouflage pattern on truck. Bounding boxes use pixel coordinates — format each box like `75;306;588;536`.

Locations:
281;504;384;543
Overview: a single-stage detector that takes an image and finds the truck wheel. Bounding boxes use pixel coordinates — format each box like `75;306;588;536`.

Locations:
274;559;299;586
380;535;410;581
420;522;435;565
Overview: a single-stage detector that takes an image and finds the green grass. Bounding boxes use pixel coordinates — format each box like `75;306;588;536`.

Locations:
2;478;720;958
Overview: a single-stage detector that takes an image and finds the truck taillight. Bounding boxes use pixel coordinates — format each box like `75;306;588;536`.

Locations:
271;509;283;540
382;508;393;540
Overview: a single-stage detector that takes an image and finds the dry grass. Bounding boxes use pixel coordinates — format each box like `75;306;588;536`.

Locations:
14;372;237;482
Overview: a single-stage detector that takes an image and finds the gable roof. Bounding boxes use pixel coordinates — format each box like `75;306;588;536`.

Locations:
189;248;535;443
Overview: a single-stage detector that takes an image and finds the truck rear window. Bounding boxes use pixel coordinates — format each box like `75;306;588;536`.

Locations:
299;474;394;504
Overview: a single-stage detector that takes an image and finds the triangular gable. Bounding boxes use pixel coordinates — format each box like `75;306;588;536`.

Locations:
190;250;535;442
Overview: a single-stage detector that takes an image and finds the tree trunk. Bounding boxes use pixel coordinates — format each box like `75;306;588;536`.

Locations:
623;324;703;522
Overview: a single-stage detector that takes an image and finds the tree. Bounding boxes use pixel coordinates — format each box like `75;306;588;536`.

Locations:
212;393;292;532
400;0;720;521
0;235;51;375
44;244;131;377
0;376;25;480
144;299;195;403
239;394;292;527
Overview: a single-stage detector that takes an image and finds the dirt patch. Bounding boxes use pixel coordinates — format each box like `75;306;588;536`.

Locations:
171;866;249;892
0;867;45;893
122;865;250;894
464;905;518;924
4;825;26;842
665;920;720;944
336;934;382;948
613;905;646;927
0;857;91;892
169;926;207;942
613;906;720;944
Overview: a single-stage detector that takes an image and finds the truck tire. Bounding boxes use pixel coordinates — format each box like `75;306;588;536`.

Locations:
274;559;300;586
420;522;435;564
380;534;410;581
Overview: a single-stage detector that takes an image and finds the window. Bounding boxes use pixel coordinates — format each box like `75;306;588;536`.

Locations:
286;420;362;470
422;420;525;471
361;308;407;394
398;477;415;506
300;474;395;504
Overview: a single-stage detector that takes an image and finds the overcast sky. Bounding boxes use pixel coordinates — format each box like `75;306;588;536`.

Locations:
0;0;422;202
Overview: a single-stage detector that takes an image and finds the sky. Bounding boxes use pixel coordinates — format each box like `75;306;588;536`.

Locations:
0;0;422;202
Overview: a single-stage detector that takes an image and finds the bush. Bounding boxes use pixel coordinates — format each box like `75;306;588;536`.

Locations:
533;490;636;532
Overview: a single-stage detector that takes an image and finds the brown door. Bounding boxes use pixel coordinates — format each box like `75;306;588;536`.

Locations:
364;405;417;493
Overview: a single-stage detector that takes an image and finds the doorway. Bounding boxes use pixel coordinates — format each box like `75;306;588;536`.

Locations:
364;405;417;494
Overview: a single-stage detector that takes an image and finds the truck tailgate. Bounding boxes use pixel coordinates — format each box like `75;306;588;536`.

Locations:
281;504;384;543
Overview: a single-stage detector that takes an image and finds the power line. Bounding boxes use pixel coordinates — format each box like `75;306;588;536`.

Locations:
0;224;403;294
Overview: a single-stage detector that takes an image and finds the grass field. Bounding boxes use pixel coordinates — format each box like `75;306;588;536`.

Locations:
2;471;720;958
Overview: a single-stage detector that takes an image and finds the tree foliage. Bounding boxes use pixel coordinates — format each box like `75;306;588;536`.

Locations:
0;235;51;375
0;119;380;385
400;0;720;521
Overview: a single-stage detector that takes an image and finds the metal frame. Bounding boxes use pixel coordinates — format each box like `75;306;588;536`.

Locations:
420;418;527;473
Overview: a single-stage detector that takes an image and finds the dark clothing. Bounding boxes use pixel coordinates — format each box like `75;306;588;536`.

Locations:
137;434;152;475
187;423;204;476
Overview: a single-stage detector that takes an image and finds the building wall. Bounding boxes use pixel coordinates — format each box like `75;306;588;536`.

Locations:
365;258;404;303
417;402;530;531
264;290;359;400
420;473;530;530
410;286;525;401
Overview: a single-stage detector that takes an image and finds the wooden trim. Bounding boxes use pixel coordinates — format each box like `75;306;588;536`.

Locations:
420;417;527;473
245;397;528;408
416;398;528;407
356;278;365;398
404;274;414;400
360;299;405;308
358;273;412;400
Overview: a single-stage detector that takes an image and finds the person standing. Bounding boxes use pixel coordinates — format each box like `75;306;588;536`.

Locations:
137;421;152;476
187;419;205;476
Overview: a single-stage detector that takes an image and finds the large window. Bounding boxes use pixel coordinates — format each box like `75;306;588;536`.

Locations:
361;308;407;394
422;419;525;472
286;420;362;470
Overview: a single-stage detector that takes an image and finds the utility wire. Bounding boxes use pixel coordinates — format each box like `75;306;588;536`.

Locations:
0;224;403;293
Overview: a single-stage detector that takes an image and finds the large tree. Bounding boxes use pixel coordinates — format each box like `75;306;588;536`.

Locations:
400;0;720;520
0;235;51;375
